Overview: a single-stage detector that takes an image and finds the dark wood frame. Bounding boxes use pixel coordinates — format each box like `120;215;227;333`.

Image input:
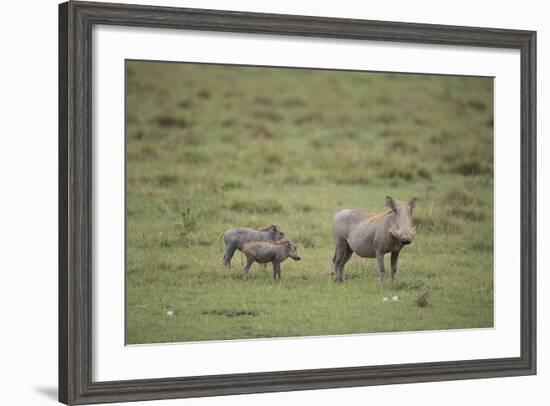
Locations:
59;1;537;404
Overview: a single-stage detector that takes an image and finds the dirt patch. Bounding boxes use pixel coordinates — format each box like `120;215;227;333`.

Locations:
202;309;258;317
154;115;189;128
228;200;284;214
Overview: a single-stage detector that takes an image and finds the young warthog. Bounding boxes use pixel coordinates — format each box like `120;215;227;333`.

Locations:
242;240;301;280
332;196;417;283
222;225;285;267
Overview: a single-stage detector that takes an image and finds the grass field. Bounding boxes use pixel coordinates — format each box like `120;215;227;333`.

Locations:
125;61;494;344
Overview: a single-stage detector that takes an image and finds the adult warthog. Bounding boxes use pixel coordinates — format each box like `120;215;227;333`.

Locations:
221;225;285;267
331;196;417;283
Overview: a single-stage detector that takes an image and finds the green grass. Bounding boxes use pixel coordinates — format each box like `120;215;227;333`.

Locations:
126;62;494;344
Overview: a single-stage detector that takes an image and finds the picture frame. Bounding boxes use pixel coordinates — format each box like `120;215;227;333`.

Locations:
59;1;536;404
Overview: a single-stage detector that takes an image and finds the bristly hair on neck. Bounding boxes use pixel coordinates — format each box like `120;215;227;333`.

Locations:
366;208;392;224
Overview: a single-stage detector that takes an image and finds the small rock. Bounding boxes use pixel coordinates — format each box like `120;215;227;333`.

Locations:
391;295;399;302
382;297;389;302
166;309;175;317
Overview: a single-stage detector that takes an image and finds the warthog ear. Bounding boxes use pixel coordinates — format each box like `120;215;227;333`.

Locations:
409;197;417;209
385;195;396;210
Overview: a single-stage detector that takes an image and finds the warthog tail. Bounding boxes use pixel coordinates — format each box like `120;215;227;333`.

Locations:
218;233;224;252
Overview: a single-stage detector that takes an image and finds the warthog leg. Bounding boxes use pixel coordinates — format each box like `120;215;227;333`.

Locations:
390;250;400;284
272;262;281;281
376;251;386;284
223;243;237;267
333;239;352;282
243;257;254;280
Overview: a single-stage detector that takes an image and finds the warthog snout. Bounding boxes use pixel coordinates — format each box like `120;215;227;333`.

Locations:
400;238;413;245
391;230;414;241
287;242;301;261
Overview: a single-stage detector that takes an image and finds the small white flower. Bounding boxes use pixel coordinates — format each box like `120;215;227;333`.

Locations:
166;309;175;317
392;295;399;302
382;297;389;302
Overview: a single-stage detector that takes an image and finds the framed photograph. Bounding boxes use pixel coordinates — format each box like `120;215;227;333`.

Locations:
59;1;536;404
